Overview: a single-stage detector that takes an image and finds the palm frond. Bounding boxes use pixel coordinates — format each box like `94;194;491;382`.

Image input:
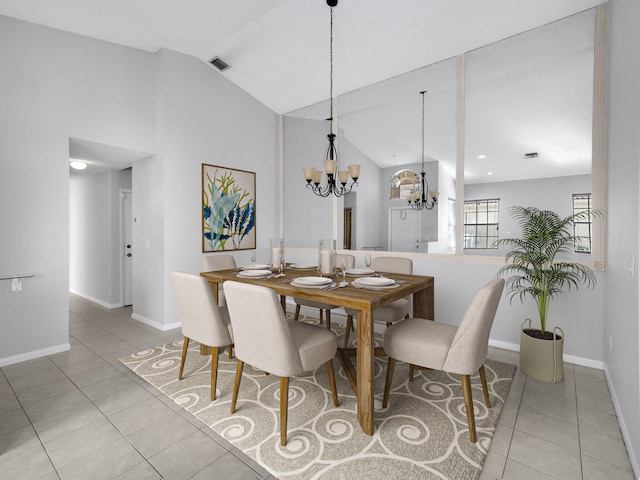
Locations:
497;206;600;333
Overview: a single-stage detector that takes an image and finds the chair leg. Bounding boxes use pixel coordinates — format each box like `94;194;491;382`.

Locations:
479;365;491;408
230;360;244;414
461;374;477;443
294;304;301;321
382;357;397;408
280;377;289;446
326;359;339;407
228;344;233;360
319;309;324;325
178;336;189;380
343;315;353;349
210;347;219;401
409;364;415;382
326;310;332;330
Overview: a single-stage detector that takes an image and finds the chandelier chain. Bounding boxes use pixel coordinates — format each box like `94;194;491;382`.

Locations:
330;6;333;124
302;0;360;198
409;90;438;210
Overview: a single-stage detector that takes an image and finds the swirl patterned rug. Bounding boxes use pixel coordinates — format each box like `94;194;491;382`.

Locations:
119;319;515;480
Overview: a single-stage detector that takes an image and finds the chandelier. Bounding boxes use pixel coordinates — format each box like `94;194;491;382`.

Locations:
408;91;439;210
303;0;361;198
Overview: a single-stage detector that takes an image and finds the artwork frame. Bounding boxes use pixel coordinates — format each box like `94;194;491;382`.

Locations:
202;163;256;252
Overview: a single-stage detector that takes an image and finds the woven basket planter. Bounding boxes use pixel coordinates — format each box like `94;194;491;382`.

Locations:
519;319;564;383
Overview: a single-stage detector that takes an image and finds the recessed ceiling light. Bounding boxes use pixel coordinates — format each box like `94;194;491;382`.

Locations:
477;154;486;159
486;171;494;176
69;160;87;170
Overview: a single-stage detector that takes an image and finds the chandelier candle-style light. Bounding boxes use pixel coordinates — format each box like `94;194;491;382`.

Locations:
408;91;439;210
303;0;361;198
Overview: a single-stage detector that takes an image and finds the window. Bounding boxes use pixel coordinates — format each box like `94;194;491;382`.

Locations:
573;194;592;253
464;199;499;249
389;169;420;200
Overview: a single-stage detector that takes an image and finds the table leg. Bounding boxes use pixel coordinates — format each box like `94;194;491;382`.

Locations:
280;294;286;313
413;283;434;320
356;309;374;435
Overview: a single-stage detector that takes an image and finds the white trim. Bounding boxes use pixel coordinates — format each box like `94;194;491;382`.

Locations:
69;289;121;309
604;365;640;478
0;343;70;367
131;313;180;332
455;53;465;257
488;338;605;370
278;115;285;238
119;188;132;308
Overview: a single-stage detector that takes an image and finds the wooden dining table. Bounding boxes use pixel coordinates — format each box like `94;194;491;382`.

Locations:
201;266;434;436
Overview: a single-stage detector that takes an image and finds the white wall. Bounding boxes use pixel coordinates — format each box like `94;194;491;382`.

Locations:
0;16;156;365
283;117;334;247
341;136;382;251
69;169;132;307
604;0;640;472
0;16;279;360
154;49;279;329
131;156;165;328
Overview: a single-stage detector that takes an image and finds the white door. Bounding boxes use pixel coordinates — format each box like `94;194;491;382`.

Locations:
122;190;133;306
389;208;421;252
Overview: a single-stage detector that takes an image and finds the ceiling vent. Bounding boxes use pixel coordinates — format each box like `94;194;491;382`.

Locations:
524;152;539;159
209;57;230;72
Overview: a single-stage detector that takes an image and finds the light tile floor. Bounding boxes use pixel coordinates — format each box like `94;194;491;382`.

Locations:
0;294;635;480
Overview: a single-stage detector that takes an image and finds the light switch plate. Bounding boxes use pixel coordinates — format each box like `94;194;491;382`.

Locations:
11;278;22;291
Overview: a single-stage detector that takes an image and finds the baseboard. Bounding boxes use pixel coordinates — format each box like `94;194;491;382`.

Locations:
0;343;70;367
131;313;180;332
69;289;122;309
603;365;640;479
488;339;604;370
488;338;520;352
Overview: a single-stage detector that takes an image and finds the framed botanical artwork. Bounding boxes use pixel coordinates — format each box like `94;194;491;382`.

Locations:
202;164;256;252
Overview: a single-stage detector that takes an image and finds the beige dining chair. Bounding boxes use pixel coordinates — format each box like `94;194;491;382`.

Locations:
382;278;505;443
171;271;234;401
202;254;237;307
342;256;413;348
293;254;355;330
223;280;339;446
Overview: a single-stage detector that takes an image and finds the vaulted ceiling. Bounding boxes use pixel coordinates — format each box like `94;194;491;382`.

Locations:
0;0;601;114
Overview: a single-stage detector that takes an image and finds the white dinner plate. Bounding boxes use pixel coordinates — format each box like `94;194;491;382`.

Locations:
291;280;335;289
293;276;332;286
242;264;270;270
289;264;317;270
345;268;375;276
354;277;395;286
237;269;272;278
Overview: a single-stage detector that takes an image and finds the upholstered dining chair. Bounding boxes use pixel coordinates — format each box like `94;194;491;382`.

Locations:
223;280;340;446
171;271;234;401
382;278;505;443
202;254;237;307
342;256;413;348
294;254;355;330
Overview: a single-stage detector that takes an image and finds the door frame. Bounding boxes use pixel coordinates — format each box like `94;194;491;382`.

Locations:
119;188;132;307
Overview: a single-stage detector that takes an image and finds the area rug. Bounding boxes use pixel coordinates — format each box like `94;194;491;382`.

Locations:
119;319;516;480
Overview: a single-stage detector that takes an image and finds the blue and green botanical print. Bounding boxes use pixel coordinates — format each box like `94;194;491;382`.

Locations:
203;168;255;251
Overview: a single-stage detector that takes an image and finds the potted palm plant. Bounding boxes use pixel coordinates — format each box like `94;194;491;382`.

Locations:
497;206;599;383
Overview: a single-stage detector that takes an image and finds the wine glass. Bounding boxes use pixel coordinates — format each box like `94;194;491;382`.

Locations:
364;254;372;269
340;256;348;281
251;252;256;268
